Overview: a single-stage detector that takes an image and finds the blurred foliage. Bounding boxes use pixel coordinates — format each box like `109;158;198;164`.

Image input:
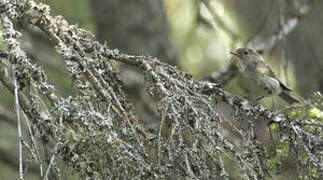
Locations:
164;0;236;78
38;0;94;31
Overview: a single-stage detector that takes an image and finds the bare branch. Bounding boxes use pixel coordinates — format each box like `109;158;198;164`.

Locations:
256;0;316;51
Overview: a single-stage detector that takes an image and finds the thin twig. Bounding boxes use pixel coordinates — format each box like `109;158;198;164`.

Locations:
22;112;43;177
43;143;58;180
13;64;24;180
184;152;198;179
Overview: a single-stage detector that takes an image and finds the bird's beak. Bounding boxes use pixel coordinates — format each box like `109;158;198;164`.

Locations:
230;51;240;58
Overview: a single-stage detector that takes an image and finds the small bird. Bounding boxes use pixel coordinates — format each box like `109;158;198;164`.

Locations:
230;48;300;104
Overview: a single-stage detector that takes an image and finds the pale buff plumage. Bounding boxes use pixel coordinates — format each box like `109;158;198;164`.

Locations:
230;48;299;104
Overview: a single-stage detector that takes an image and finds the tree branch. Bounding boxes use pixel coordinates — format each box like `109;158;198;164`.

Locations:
0;0;321;179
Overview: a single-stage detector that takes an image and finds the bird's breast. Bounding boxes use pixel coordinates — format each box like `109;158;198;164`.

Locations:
237;72;272;98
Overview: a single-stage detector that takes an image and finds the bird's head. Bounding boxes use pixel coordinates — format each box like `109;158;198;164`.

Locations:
230;48;264;64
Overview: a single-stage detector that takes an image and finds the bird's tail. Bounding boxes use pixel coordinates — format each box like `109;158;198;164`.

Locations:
279;90;300;104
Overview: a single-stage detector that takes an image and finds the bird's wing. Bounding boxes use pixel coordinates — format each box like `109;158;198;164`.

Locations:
258;61;292;91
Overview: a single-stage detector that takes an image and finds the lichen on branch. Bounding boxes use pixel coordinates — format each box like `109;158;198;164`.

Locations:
0;0;322;179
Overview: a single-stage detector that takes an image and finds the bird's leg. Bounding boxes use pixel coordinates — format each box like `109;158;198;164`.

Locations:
271;95;278;110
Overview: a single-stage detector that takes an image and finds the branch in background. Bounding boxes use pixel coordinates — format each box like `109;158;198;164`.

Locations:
256;0;316;51
197;0;239;84
277;0;289;85
199;0;239;41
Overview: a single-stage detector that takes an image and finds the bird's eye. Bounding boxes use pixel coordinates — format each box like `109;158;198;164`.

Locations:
244;51;249;55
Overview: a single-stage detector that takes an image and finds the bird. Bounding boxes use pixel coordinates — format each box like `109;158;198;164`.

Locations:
230;48;300;104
